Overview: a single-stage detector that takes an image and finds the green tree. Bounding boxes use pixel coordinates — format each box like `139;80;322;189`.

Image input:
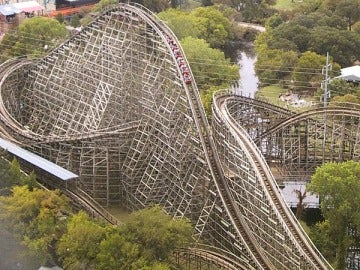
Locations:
143;0;170;12
239;0;275;23
22;171;38;191
328;79;360;97
308;26;360;67
291;51;326;92
272;22;311;52
309;220;337;264
96;227;141;270
95;205;192;269
292;12;347;30
92;0;118;12
70;14;81;28
0;158;37;195
180;36;238;115
158;9;201;40
0;186;70;264
190;6;233;48
0;158;24;192
330;93;360;105
57;211;107;270
265;13;284;29
255;45;298;86
0;16;67;60
181;36;239;90
124;205;192;263
200;85;218;116
334;0;360;30
307;161;360;270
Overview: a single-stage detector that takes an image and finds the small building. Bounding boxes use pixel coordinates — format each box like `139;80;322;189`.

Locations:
0;4;20;33
0;1;44;34
12;1;44;17
0;5;19;23
12;0;44;26
334;65;360;84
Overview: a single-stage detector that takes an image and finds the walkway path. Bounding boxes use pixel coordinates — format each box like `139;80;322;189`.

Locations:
237;22;265;32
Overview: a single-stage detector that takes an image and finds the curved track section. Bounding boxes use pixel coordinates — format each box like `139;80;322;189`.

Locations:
225;96;360;180
0;3;336;270
212;92;332;269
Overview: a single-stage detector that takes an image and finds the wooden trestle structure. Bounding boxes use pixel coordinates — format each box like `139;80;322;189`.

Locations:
2;2;360;269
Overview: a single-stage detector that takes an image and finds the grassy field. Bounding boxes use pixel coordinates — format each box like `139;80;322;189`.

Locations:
256;84;318;112
274;0;303;10
256;85;287;106
107;204;133;223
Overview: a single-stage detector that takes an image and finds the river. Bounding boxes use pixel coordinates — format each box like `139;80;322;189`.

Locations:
0;38;260;270
235;43;259;98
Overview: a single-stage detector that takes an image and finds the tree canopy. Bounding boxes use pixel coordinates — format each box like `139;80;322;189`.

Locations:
57;205;193;270
159;6;234;48
0;158;37;195
57;211;107;269
189;6;233;48
0;16;67;61
260;11;360;67
332;0;360;31
180;36;239;114
158;9;201;40
308;26;360;67
181;36;239;89
307;161;360;269
1;179;194;270
0;186;70;264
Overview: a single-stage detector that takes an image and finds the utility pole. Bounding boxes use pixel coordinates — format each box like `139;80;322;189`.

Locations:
322;52;331;108
321;52;331;160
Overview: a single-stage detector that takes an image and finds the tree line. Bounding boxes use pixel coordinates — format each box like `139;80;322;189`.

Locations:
0;158;193;270
1;0;360;269
254;0;360;102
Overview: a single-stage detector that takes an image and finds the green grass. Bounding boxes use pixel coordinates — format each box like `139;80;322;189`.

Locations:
256;84;318;112
106;204;132;224
256;85;287;106
274;0;302;10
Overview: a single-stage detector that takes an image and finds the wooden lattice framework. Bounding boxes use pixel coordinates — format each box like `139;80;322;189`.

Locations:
225;96;360;183
0;3;343;269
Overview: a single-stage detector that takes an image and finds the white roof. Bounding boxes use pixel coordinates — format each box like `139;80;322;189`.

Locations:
335;65;360;82
12;1;43;13
0;138;78;180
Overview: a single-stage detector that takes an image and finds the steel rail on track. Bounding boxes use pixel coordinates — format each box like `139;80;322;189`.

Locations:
227;95;295;117
0;7;256;270
255;106;360;143
0;58;41;144
38;178;121;226
213;92;333;269
0;5;336;269
174;245;249;270
128;6;273;269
